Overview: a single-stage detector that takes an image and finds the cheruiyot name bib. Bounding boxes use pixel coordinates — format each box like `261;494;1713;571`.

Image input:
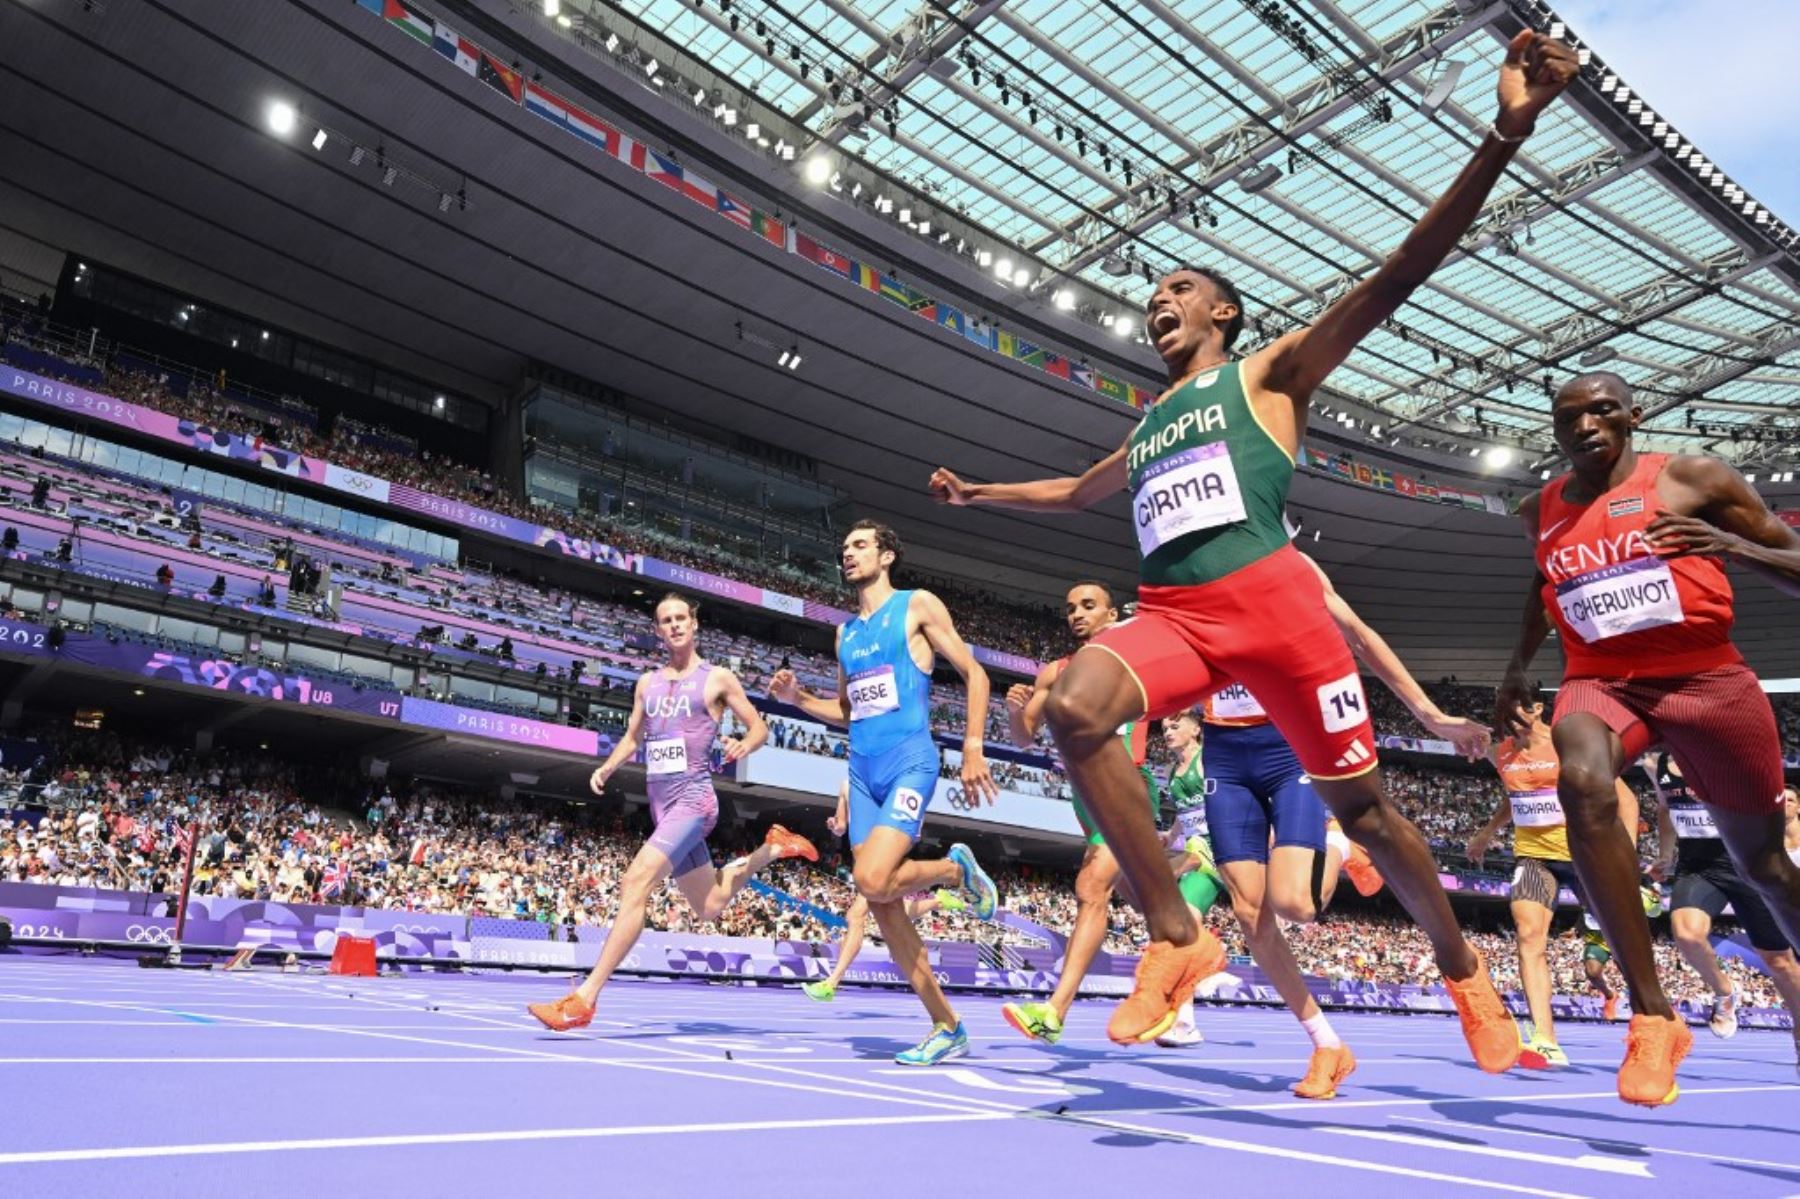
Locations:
1211;683;1265;720
1133;442;1247;557
847;666;900;722
645;737;688;776
1508;788;1565;828
1554;556;1684;644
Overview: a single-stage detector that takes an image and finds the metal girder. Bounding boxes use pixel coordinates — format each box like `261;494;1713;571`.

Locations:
1057;1;1506;275
1458;149;1655;256
1637;319;1800;424
813;0;1008;145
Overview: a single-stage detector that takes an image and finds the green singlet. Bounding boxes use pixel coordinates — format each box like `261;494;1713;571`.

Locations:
1070;721;1158;848
1126;362;1294;587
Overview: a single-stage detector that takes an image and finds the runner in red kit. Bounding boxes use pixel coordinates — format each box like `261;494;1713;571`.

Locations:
1497;371;1800;1106
930;32;1577;1066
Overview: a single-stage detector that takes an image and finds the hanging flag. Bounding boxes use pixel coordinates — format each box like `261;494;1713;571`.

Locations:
1354;463;1374;486
1013;339;1041;364
901;285;935;320
716;192;753;231
964;321;997;352
1094;374;1128;404
432;22;479;75
477;50;524;103
522;81;568;127
1041;353;1072;382
679;170;718;209
936;306;966;337
1304;447;1331;471
1331;458;1355;480
996;330;1016;359
1396;474;1418;498
877;274;909;306
646;150;684;192
851;262;879;291
1417;482;1439;502
382;0;432;46
794;232;853;279
566;100;620;156
751;210;784;248
1068;361;1094;391
1128;384;1158;410
1371;467;1395;492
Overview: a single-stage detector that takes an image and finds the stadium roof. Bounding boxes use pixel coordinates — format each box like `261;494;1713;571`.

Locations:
607;0;1800;468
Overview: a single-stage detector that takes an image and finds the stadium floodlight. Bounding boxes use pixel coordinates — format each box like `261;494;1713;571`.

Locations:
917;220;930;235
1053;288;1075;311
382;166;398;186
1012;266;1030;287
1485;446;1514;469
542;0;559;14
644;58;658;78
993;256;1013;281
802;156;831;186
1418;59;1467;116
557;14;571;27
604;32;620;52
693;86;707;104
434;395;446;409
745;123;760;140
266;100;297;136
976;250;993;268
1100;253;1131;277
778;349;790;368
1112;317;1134;338
898;207;912;223
311;127;328;151
1469;445;1482;457
1579;346;1618;367
439;192;453;212
1238;163;1281;194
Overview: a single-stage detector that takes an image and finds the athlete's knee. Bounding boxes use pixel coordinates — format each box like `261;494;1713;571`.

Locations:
1314;777;1384;840
1669;910;1710;946
1267;876;1316;924
852;861;902;903
1042;663;1129;754
1074;861;1115;908
621;860;662;902
1516;922;1549;954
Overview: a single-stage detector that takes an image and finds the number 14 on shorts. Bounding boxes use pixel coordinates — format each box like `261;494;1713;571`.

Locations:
1316;673;1367;733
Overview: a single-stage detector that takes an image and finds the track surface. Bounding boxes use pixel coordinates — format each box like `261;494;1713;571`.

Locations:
1;957;1796;1197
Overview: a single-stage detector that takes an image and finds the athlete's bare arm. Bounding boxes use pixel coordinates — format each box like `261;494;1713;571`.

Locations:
1303;554;1492;759
1465;791;1514;864
828;781;849;838
592;674;649;792
1652;798;1677;881
927;446;1128;513
1648;455;1800;598
769;629;853;727
1241;33;1576;439
913;590;999;803
1006;661;1061;745
1496;492;1552;737
710;667;768;763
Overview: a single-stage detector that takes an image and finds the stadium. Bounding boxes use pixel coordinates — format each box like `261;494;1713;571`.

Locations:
0;0;1796;1192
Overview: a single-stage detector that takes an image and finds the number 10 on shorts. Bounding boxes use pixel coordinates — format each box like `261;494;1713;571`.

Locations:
1316;673;1367;733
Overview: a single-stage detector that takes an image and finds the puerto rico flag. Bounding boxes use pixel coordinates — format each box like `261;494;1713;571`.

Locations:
716;192;754;231
432;22;479;75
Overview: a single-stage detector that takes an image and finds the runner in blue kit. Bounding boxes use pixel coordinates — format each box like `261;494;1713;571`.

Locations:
528;593;817;1031
771;520;1001;1065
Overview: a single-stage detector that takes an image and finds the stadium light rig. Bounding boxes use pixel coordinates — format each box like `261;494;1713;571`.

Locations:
265;100;297;136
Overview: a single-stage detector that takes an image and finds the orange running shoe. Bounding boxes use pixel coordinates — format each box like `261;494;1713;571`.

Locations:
527;993;596;1032
764;824;818;862
1342;842;1384;898
1106;932;1224;1045
1602;995;1620;1022
1442;952;1522;1074
1618;1014;1693;1107
1292;1044;1357;1100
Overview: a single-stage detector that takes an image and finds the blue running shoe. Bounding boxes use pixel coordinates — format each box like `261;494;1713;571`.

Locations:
947;843;997;919
894;1022;969;1066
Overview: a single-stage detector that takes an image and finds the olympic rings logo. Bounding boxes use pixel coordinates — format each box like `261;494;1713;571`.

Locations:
945;786;979;812
126;925;174;943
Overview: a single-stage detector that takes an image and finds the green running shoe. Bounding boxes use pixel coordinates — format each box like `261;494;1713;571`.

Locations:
894;1022;969;1066
933;888;967;913
1001;1000;1064;1045
802;980;836;1002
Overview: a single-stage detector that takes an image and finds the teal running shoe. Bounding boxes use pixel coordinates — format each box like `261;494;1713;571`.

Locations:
894;1022;969;1066
946;843;997;919
802;980;836;1002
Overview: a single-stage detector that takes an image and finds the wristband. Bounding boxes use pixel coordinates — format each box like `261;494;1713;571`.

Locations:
1487;121;1531;144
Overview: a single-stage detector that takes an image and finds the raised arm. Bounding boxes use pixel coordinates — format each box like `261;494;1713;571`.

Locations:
1650;455;1800;598
769;631;853;728
914;590;998;803
1006;662;1059;746
1247;32;1576;405
928;445;1128;514
1306;555;1491;759
591;675;648;792
1465;787;1514;865
712;668;769;763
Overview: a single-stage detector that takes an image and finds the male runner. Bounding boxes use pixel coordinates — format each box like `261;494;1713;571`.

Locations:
1199;554;1489;1096
770;520;1000;1065
803;781;962;1001
1577;914;1622;1022
996;580;1221;1046
528;594;816;1029
1785;785;1799;868
1466;702;1638;1067
929;31;1573;1063
1154;709;1228;1048
1496;370;1800;1104
1647;752;1800;1066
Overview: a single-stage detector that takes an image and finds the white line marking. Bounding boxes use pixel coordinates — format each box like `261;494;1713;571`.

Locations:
874;1067;1071;1094
1396;1115;1800;1172
0;1057;593;1064
1323;1127;1652;1177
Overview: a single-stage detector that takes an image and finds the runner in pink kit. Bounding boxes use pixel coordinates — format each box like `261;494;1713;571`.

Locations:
529;594;817;1030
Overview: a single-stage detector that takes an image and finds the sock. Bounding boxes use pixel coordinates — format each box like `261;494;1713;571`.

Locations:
1176;998;1196;1028
1324;827;1352;858
1301;1012;1342;1049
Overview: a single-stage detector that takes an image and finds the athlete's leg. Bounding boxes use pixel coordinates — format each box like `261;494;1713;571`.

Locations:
854;826;956;1027
1712;807;1800;952
1583;953;1616;1000
820;895;871;988
672;839;784;922
1552;713;1673;1019
1511;898;1556;1043
1669;906;1733;997
1044;649;1194;945
1310;771;1479;980
1760;948;1800;1018
571;841;675;1007
1220;860;1324;1026
1047;844;1120;1020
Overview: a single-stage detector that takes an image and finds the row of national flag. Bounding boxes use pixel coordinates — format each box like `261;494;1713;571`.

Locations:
358;0;1156;409
1302;447;1511;514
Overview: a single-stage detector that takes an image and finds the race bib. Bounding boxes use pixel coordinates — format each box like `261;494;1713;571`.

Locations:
1211;683;1265;720
1554;556;1684;644
1508;787;1564;828
847;666;899;722
644;737;688;777
1669;802;1719;840
1133;442;1247;556
1176;805;1209;840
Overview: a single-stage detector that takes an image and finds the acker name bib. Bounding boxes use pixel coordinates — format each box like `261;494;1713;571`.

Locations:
1508;787;1565;828
645;738;688;776
847;666;900;722
1554;556;1684;644
1670;803;1719;840
1133;442;1247;556
1211;683;1266;720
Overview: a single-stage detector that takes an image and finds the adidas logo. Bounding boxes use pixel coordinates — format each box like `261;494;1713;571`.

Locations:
1333;739;1372;770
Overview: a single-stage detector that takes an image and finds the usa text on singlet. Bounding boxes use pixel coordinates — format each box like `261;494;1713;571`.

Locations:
1126;362;1294;587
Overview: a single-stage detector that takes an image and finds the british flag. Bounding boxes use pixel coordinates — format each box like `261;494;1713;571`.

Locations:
323;860;349;899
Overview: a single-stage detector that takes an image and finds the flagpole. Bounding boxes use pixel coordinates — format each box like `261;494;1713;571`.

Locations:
172;818;201;950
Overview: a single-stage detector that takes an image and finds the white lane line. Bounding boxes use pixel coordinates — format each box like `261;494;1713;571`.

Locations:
1396;1115;1800;1173
0;1112;1019;1165
1119;1082;1800;1117
1322;1127;1651;1177
0;1057;595;1064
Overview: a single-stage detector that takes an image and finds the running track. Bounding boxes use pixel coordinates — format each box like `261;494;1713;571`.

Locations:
1;957;1796;1197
